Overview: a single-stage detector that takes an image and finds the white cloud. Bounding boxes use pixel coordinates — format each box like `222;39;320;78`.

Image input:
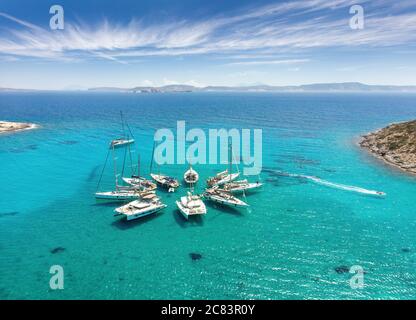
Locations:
0;0;415;62
141;79;154;86
161;78;204;87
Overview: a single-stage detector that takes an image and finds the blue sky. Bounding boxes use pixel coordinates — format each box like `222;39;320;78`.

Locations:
0;0;416;89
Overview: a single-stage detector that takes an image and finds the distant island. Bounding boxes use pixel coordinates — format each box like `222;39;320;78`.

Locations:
0;121;38;134
360;120;416;174
2;82;416;93
88;82;416;93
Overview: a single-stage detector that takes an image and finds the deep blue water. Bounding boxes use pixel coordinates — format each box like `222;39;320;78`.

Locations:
0;91;415;299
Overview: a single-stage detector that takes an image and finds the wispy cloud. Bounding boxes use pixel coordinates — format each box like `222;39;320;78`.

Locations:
0;0;415;63
0;12;43;31
225;59;310;66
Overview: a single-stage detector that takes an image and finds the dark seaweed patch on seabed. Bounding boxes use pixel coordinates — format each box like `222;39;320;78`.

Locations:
8;144;38;153
87;165;101;182
189;253;202;261
0;211;19;218
263;169;308;187
275;155;321;166
50;247;65;254
8;147;25;153
334;266;350;274
60;140;78;145
261;167;287;177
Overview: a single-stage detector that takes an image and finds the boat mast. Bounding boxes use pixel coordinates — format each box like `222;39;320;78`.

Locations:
128;143;134;175
229;140;232;182
138;154;142;191
138;154;141;178
189;163;194;194
120;111;126;139
150;140;155;173
112;145;119;190
96;147;111;192
121;142;128;178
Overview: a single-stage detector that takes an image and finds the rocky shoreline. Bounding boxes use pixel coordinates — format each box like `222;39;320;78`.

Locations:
0;121;38;134
360;120;416;175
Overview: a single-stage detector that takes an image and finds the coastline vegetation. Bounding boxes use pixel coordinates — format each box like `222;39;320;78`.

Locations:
360;120;416;174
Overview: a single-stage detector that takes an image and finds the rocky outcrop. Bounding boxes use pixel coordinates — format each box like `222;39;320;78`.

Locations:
360;120;416;174
0;121;38;134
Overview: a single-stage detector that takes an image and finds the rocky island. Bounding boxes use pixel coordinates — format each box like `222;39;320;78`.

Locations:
0;121;38;134
360;120;416;174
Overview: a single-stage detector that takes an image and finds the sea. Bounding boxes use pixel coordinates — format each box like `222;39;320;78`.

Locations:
0;91;415;299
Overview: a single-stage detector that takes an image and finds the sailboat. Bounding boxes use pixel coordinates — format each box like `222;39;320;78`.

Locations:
183;165;199;184
150;174;180;191
219;179;263;194
95;188;141;201
95;145;141;201
203;187;249;208
110;111;135;149
149;141;179;192
122;154;157;191
204;142;249;208
176;191;207;220
206;170;239;187
123;176;157;191
114;191;167;221
206;141;240;186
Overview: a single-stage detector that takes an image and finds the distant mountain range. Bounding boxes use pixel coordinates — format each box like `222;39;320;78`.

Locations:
0;87;36;92
2;82;416;93
88;82;416;93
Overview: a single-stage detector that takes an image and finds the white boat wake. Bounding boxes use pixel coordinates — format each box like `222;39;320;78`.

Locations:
270;170;386;197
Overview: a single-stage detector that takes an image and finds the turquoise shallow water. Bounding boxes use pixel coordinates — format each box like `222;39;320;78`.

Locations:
0;92;415;299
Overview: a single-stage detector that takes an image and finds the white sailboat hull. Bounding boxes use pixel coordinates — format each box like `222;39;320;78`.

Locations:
115;200;167;221
184;168;199;184
110;139;135;149
95;191;140;200
125;205;166;221
223;182;263;194
204;192;249;208
150;173;179;189
207;172;240;186
215;173;240;186
122;177;157;190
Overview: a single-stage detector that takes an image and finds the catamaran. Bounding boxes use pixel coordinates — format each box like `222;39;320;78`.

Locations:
203;188;249;208
109;111;135;149
184;165;199;184
220;179;263;194
176;191;207;220
114;192;167;221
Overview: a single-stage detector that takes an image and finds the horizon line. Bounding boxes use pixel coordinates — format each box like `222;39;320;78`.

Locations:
2;81;416;92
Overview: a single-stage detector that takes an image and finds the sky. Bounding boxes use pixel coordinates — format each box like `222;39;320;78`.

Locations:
0;0;416;90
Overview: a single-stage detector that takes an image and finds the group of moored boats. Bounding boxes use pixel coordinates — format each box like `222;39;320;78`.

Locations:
94;114;263;221
96;161;262;221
